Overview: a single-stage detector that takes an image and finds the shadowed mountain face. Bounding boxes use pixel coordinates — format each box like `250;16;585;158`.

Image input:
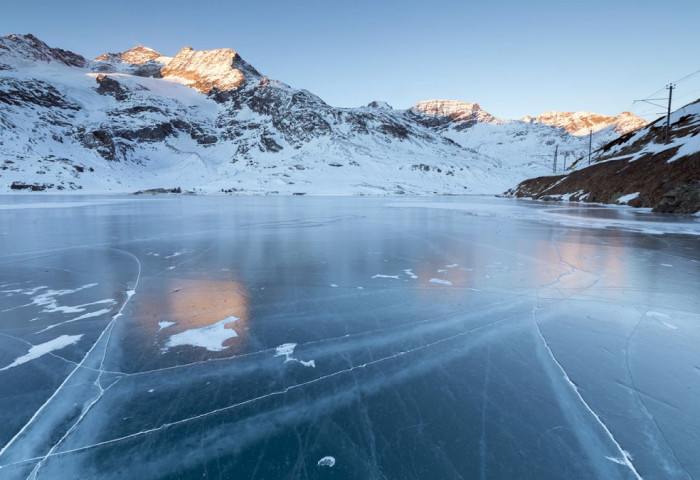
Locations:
0;34;646;195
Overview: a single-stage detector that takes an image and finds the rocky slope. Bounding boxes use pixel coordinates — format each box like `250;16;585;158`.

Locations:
0;33;646;195
505;100;700;213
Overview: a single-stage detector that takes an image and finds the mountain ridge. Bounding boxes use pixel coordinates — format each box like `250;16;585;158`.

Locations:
0;33;649;195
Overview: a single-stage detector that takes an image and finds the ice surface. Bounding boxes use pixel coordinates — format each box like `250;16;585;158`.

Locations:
0;195;698;480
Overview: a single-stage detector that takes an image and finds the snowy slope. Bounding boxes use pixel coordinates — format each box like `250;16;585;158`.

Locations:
408;100;646;172
0;34;644;195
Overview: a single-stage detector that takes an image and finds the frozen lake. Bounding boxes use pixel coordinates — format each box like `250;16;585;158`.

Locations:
0;195;698;479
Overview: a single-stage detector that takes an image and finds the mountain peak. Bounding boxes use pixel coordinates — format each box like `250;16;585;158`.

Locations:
95;45;167;65
412;99;496;123
0;33;87;68
160;46;247;94
367;101;393;110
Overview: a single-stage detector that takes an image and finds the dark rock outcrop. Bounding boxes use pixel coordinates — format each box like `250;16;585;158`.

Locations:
653;181;700;213
95;75;128;101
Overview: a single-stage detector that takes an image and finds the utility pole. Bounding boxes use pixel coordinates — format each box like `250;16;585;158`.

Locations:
553;145;558;174
665;83;675;144
588;129;592;166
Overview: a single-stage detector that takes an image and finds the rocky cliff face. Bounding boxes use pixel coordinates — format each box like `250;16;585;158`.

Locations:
0;33;648;195
506;100;700;213
160;47;248;94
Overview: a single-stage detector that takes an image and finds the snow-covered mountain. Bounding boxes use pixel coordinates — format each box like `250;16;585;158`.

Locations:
521;111;647;136
506;99;700;213
408;100;646;173
0;34;646;195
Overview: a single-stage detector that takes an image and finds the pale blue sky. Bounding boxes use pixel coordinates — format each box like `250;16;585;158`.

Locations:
2;0;699;118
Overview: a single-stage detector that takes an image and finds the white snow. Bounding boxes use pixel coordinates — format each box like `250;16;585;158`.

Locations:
28;284;99;313
274;343;315;367
0;335;83;371
163;316;238;352
0;37;645;197
317;456;336;467
165;249;188;259
429;278;453;286
158;321;175;330
403;269;418;279
275;343;297;360
616;192;640;204
372;274;400;279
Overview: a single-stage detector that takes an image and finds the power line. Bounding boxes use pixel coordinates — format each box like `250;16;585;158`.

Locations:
673;68;700;85
613;67;700;118
674;85;700;102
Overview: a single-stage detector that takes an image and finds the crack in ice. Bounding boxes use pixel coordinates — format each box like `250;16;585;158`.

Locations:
0;248;141;478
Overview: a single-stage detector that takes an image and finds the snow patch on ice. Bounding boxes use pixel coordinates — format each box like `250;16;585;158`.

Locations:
165;249;188;259
403;269;418;279
0;334;83;371
163;316;238;352
275;343;315;367
429;278;453;286
158;321;175;331
275;343;297;360
317;456;336;467
372;274;399;279
28;284;99;314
